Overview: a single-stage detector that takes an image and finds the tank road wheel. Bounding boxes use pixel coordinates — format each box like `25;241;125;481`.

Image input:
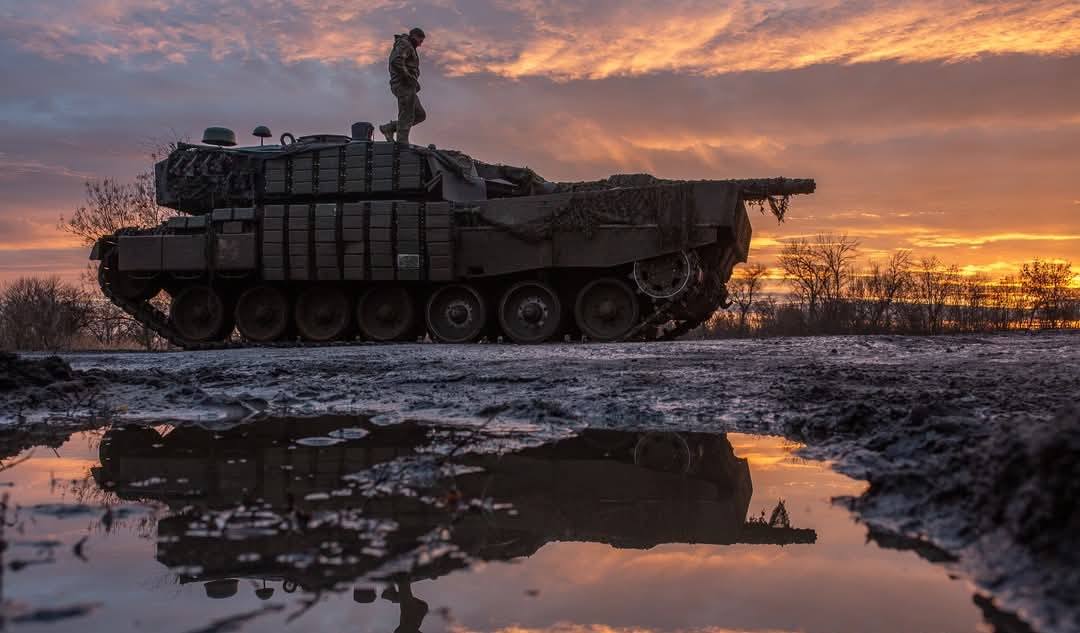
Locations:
498;281;562;344
295;286;351;342
356;286;415;341
235;286;290;342
574;277;640;342
170;285;229;342
426;285;487;343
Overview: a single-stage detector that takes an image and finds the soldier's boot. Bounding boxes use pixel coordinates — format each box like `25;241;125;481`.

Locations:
396;128;410;145
378;123;396;142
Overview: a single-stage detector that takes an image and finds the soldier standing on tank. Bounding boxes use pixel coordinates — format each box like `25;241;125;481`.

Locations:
379;28;426;146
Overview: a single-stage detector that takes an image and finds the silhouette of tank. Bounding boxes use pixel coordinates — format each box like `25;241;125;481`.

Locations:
93;417;816;603
90;122;815;348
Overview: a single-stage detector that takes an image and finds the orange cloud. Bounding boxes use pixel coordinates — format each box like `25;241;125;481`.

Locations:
908;232;1080;248
0;217;81;250
5;1;1078;81
446;1;1080;79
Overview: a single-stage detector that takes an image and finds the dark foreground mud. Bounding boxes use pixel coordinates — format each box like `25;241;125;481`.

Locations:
788;404;1080;633
3;330;1079;632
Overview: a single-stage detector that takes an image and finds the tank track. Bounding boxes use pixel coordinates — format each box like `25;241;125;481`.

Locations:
99;267;716;351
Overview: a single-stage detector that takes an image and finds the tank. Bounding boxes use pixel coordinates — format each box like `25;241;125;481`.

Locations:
89;122;815;348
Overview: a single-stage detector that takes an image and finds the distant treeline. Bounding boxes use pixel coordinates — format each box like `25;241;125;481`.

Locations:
696;235;1078;338
1;236;1076;350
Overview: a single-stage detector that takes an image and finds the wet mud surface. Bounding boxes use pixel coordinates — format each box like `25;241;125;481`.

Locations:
2;330;1079;631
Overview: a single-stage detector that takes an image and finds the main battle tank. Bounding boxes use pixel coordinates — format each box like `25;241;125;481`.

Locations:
90;122;815;348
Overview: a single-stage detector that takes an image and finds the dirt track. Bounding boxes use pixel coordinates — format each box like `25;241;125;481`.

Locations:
3;331;1079;632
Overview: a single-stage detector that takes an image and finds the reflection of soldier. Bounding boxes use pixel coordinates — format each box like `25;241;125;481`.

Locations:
379;28;427;146
383;579;429;633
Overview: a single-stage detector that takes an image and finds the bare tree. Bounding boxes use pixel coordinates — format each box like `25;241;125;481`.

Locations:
729;262;769;333
0;277;95;350
814;234;860;323
857;250;911;332
778;238;828;320
985;276;1023;331
58;173;175;246
953;274;991;332
1021;260;1076;328
908;257;958;334
55;138;183;350
778;234;859;330
58;136;183;246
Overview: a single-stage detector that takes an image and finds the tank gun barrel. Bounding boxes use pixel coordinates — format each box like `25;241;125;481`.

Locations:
550;174;816;198
731;178;816;200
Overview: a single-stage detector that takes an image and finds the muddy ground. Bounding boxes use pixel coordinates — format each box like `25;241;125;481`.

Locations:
2;331;1079;633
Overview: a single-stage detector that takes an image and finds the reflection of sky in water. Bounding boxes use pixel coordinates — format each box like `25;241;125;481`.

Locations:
0;428;984;633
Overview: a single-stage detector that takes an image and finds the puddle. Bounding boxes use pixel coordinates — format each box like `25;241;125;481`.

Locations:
0;416;992;632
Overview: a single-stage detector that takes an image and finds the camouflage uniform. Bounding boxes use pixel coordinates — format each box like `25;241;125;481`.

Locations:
381;34;426;145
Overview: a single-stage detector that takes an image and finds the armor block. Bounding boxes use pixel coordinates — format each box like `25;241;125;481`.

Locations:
163;235;206;270
216;234;257;270
117;235;163;271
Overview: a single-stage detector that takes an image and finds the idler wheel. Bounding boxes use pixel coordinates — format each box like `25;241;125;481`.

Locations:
170;285;229;342
574;277;640;342
357;286;415;341
426;284;486;343
235;285;290;342
101;254;160;301
295;286;351;342
498;281;562;344
633;251;694;299
633;432;692;474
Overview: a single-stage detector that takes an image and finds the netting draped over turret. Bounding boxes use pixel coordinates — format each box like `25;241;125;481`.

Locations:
550;174;813;223
472;182;699;249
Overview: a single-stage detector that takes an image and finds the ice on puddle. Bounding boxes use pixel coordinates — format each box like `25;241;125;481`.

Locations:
328;427;370;440
295;436;345;447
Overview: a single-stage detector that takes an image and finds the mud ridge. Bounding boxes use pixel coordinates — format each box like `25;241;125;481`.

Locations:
786;405;1080;633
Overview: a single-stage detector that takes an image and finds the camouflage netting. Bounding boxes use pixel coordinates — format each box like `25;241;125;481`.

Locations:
553;173;665;192
436;150;812;225
475;182;698;249
555;174;813;222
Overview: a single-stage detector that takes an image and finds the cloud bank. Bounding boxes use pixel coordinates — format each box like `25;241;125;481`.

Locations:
0;0;1077;281
2;1;1077;78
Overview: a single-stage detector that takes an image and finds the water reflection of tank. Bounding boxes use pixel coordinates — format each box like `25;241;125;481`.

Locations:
93;418;816;600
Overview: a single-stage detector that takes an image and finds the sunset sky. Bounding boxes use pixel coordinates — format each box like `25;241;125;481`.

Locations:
1;0;1077;282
